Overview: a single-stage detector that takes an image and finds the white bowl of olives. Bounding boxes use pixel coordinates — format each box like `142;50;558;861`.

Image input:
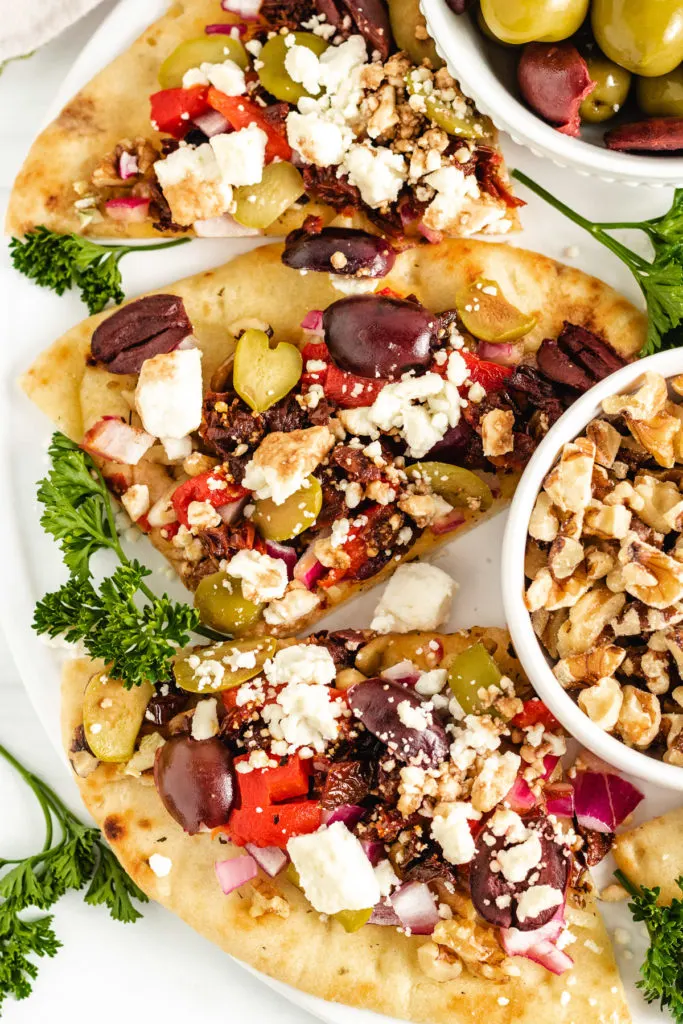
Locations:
420;0;683;187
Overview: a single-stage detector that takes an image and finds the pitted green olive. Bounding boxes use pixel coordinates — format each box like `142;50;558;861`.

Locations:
637;67;683;115
479;0;589;46
580;57;632;123
194;573;263;636
83;674;153;763
592;0;683;78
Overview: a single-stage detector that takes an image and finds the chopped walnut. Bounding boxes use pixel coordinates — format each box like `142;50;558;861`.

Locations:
398;492;451;527
525;539;548;580
417;941;463;982
616;685;662;748
543;439;595;514
529;491;559;543
601;372;668;421
481;409;514;458
555;588;625;658
578;677;623;731
626;410;680;469
525;566;591;612
367;83;399;140
663;714;683;766
586;418;622;469
548;535;584;580
633;474;683;533
429;917;511;982
554;644;626;687
616;533;683;608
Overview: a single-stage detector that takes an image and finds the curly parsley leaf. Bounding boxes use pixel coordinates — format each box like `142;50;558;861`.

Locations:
10;227;190;314
0;744;146;1012
615;870;683;1024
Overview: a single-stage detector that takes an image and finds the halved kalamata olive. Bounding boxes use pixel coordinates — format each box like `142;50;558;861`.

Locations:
605;117;683;152
91;294;192;375
282;228;396;278
347;677;449;768
469;817;570;931
323;295;437;379
445;0;472;13
340;0;393;60
518;42;595;137
154;735;236;834
145;688;189;726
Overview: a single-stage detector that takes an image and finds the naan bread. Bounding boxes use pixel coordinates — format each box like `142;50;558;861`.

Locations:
614;807;683;906
61;628;631;1024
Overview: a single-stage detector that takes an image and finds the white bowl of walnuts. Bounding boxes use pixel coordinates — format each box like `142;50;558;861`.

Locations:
502;349;683;790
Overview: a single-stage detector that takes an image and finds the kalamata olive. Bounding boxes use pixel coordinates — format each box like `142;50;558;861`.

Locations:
469;817;570;931
146;688;189;726
517;42;596;137
340;0;392;60
445;0;473;13
323;295;437;380
154;735;235;834
91;294;192;375
282;228;396;279
605;117;683;152
347;678;449;768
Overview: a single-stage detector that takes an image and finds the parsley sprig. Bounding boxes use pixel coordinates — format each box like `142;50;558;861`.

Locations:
33;433;219;687
9;227;190;314
615;870;683;1024
0;742;147;1012
512;171;683;358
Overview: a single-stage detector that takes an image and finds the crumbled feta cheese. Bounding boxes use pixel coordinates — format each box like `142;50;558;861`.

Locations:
431;802;481;865
148;853;172;877
317;35;367;94
285;44;322;95
342;144;406;209
415;669;447;697
263;587;321;626
187;499;223;530
135;348;203;440
223;646;258;671
224;548;288;603
330;517;351;548
374;859;400;897
329;275;378;295
190;659;225;691
121;484;150;522
191;698;220;740
154;144;231;225
488;808;528;842
242;426;334;505
182;67;210;88
497;832;543;884
211;124;267;187
286;111;348;166
265;643;336;686
371;563;456;634
263;679;342;753
516;884;564;924
397;700;432;731
287;822;381;914
421;165;480;233
446;350;469;387
203;59;246;96
161;435;193;461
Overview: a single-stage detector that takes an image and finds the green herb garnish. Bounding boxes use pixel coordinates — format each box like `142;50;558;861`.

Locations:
512;171;683;358
0;743;147;1012
10;227;190;314
615;870;683;1024
33;433;219;687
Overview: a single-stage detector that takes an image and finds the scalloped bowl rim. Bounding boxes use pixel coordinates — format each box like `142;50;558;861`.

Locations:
502;349;683;791
420;0;683;188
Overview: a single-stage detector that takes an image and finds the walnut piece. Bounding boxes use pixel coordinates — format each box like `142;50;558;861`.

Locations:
578;677;623;731
601;372;668;421
616;685;662;748
481;409;514;458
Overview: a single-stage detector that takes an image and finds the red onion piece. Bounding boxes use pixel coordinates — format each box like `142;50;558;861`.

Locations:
105;197;150;223
501;907;565;954
542;754;560;780
517;42;595;137
321;803;365;827
380;660;421;687
215;854;259;894
605;773;644;827
221;0;261;18
504;775;537;814
245;843;288;877
390;882;439;935
193;109;231;136
361;839;385;866
369;899;402;926
194;213;259;236
545;783;574;819
430;508;466;536
205;22;247;35
118;152;139;179
573;771;643;833
293;544;324;589
417;220;443;245
301;309;324;333
82;416;154;466
477;340;518;366
265;540;298;578
524;940;574;975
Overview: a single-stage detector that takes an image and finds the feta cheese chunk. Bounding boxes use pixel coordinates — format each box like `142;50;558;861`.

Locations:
374;859;400;898
516;885;564;924
224;549;288;603
135;348;203;440
371;563;457;634
497;832;543;884
191;698;220;740
263;587;321;626
287;822;381;914
431;802;481;865
342;144;406;209
182;67;210;88
211;124;267;187
203;59;246;96
264;643;336;687
121;484;150;522
154;143;232;226
242;426;335;505
148;853;172;878
286;111;348;167
262;678;343;753
285;45;322;95
421;165;480;233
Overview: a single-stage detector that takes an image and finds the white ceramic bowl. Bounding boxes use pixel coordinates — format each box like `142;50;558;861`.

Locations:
420;0;683;189
502;349;683;790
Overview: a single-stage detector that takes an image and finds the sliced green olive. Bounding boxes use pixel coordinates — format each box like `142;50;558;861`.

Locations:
194;573;263;636
447;642;502;716
407;462;493;512
173;637;277;693
335;908;373;932
258;32;329;104
455;278;536;342
233;162;305;230
406;70;491;139
233;328;303;414
389;0;443;67
83;673;154;763
158;35;248;89
252;475;322;541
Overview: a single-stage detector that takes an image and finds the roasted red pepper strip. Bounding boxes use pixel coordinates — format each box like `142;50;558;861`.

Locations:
150;86;210;139
511;699;560;731
206;88;292;162
319;504;387;589
324;363;388;408
236;753;311;805
460;351;514;392
226;754;320;848
171;470;248;530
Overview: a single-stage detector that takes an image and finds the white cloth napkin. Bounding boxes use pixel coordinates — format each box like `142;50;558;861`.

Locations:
0;0;104;62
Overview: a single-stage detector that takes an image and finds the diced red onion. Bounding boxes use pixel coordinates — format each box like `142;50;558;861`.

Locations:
369;899;401;926
524;940;574;975
293;544;324;589
301;309;324;333
321;804;365;827
105;197;149;223
398;196;420;230
574;771;643;833
215;854;259;894
501;908;565;954
390;882;439;935
477;340;519;366
430;508;465;536
218;496;248;525
221;0;261;19
82;416;154;466
265;540;298;578
504;775;538;814
417;221;443;245
380;660;421;687
545;783;574;819
542;754;560;780
245;843;288;877
194;214;259;237
205;21;247;35
361;839;384;866
118;152;139;179
605;773;644;827
193;109;231;137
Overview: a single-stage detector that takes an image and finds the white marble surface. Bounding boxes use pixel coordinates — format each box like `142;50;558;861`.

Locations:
0;10;317;1022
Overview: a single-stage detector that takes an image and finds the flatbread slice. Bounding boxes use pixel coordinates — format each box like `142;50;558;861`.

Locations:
21;237;646;637
61;627;631;1024
614;807;683;906
7;0;521;241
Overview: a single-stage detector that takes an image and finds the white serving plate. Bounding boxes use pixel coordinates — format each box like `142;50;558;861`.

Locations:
0;2;681;1021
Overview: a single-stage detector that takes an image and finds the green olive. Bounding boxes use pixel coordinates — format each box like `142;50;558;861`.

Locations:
447;643;502;715
637;66;683;115
158;35;248;89
388;0;444;68
477;8;517;47
194;573;263;636
580;56;632;122
455;277;536;342
592;0;683;78
335;908;373;932
258;32;329;104
480;0;589;45
233;328;303;414
406;462;493;512
173;637;277;692
252;475;322;541
405;71;490;139
83;673;154;763
233;162;305;230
